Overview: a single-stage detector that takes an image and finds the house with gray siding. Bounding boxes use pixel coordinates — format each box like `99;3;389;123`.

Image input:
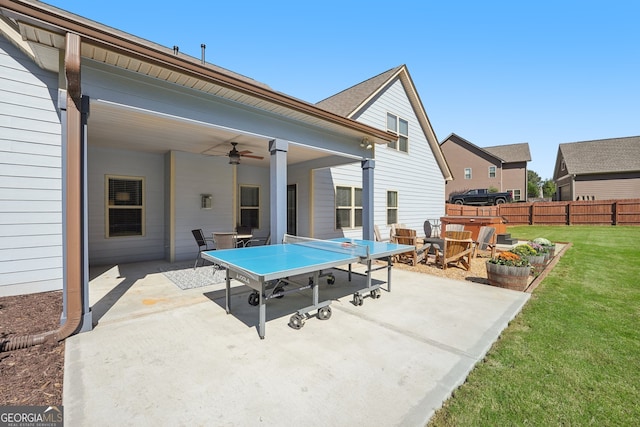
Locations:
553;136;640;201
440;133;531;202
0;1;449;339
317;66;452;240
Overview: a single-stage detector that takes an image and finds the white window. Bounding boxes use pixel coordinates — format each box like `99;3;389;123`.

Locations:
387;191;398;225
336;186;362;229
508;189;522;201
489;166;496;178
464;168;472;179
239;185;260;228
386;113;409;152
106;175;144;237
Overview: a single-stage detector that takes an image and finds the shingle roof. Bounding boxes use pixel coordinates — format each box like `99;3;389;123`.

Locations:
559;136;640;174
483;143;532;163
316;66;403;117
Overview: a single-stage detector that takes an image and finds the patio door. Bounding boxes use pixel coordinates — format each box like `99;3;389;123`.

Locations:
287;184;297;235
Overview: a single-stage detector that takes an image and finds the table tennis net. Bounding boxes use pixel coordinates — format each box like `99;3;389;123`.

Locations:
283;234;369;258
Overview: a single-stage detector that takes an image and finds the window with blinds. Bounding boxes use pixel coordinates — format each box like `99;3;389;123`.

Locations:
106;176;144;237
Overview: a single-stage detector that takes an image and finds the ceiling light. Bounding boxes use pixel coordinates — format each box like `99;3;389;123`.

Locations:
228;152;240;165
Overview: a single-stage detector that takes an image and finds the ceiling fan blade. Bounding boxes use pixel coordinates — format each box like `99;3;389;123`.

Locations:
238;150;253;155
241;154;264;160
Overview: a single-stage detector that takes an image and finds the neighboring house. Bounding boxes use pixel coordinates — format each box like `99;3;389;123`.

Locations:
553;136;640;201
316;66;452;240
440;133;531;202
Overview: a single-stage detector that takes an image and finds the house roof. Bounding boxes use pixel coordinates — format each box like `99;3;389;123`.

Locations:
316;66;403;117
483;143;532;163
441;133;531;164
317;65;453;181
0;0;395;145
558;136;640;175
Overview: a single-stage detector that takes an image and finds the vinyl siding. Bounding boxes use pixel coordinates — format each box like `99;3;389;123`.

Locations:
87;147;166;265
0;34;62;296
316;79;445;239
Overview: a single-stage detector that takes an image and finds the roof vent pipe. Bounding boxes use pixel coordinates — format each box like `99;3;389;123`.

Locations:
173;45;179;55
201;44;206;64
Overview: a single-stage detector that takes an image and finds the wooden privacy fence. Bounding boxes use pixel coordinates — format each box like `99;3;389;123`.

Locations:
446;199;640;226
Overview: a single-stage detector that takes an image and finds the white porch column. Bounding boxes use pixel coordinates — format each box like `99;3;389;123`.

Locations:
362;159;375;241
269;139;288;244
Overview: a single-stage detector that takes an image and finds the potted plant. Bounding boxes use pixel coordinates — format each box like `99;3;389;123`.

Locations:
532;237;556;260
513;243;546;271
486;251;531;291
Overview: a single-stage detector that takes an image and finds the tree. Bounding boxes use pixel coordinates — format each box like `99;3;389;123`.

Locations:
527;170;542;198
542;179;556;198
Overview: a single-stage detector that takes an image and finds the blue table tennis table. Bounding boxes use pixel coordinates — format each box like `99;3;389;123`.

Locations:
201;234;413;339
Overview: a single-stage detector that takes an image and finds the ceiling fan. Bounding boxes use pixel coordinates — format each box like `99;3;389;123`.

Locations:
227;142;264;165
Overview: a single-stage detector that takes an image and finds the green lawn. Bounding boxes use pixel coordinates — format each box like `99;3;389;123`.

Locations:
429;225;640;426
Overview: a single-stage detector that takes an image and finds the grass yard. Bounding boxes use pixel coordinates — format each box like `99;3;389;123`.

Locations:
429;225;640;426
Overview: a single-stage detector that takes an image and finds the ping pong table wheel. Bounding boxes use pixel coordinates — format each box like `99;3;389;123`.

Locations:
248;292;260;306
317;306;332;320
273;286;285;299
289;313;306;330
353;293;364;306
370;289;381;299
327;274;335;285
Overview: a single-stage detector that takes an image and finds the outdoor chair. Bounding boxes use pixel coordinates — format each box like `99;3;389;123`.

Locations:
213;232;238;250
435;230;474;271
393;228;427;266
235;225;259;247
389;223;406;244
374;225;389;242
445;223;465;232
192;229;215;269
423;220;444;256
473;226;497;258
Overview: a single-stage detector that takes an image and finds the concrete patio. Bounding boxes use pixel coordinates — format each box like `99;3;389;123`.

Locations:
63;260;530;426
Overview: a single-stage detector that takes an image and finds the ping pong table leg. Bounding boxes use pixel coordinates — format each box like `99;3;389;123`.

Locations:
259;286;266;339
387;257;392;292
225;270;231;314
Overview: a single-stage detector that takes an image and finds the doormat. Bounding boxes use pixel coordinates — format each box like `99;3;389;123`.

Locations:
158;263;227;290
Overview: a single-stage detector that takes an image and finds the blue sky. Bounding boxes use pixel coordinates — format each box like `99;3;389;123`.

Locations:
45;0;639;180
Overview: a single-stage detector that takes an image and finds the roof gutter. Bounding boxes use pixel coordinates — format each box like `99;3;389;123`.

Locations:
1;32;84;352
0;0;395;144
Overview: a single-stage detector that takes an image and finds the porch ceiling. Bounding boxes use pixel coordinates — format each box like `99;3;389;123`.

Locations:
89;101;357;167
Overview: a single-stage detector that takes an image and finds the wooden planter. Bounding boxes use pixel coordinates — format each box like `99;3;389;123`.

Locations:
526;255;547;271
486;262;531;291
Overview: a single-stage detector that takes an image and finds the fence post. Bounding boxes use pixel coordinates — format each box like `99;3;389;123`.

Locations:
567;202;572;225
530;203;534;225
613;201;618;225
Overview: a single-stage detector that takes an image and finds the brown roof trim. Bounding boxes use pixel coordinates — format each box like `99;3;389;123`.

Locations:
1;0;395;142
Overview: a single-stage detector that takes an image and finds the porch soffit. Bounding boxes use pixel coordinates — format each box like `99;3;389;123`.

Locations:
13;20;394;146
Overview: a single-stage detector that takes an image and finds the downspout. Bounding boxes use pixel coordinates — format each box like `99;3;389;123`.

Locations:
0;33;84;352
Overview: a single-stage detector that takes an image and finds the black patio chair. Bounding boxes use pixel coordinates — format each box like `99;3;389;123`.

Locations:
192;229;215;269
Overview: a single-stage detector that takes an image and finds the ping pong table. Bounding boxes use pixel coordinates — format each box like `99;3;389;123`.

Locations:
201;234;413;339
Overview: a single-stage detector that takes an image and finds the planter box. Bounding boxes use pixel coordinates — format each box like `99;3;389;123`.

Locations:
526;254;547;271
486;262;531;291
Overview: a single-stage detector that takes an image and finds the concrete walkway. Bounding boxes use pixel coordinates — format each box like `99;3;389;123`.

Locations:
63;261;530;426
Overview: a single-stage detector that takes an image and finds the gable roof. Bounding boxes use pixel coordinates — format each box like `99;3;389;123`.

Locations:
316;66;403;117
557;136;640;175
441;133;531;164
317;65;453;181
483;143;531;163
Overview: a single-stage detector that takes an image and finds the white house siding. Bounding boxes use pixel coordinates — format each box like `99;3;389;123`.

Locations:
87;147;165;265
0;35;63;296
315;79;445;240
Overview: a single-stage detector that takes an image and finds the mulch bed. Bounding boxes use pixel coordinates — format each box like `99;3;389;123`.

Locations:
0;291;64;406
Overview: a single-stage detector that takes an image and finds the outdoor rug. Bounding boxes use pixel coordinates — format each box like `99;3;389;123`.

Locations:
157;262;227;290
